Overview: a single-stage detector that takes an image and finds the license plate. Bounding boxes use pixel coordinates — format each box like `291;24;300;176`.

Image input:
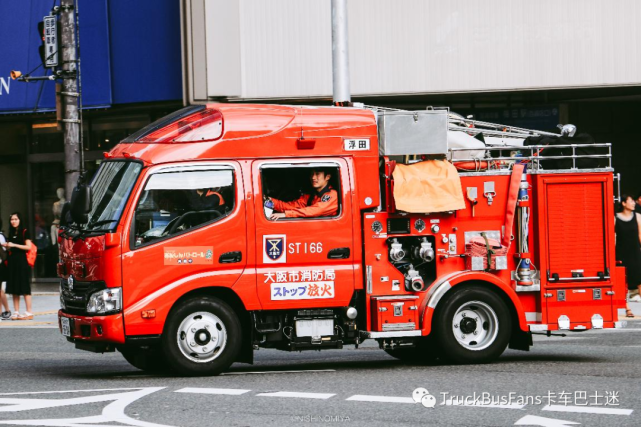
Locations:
61;317;71;337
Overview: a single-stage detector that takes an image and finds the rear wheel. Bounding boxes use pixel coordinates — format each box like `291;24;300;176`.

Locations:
433;286;511;364
162;296;241;376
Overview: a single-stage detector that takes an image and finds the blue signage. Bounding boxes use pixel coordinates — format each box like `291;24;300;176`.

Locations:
0;1;182;114
0;1;111;113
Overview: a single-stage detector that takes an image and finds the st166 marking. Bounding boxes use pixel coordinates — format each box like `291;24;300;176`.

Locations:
288;242;323;254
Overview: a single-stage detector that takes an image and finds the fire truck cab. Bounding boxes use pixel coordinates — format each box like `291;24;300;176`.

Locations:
57;103;627;376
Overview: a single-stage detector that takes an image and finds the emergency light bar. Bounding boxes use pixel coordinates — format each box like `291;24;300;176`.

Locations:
137;108;223;144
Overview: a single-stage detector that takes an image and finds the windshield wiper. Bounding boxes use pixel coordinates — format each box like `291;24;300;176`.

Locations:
86;219;118;229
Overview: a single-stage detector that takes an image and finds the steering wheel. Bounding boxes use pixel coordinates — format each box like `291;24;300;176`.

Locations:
163;210;223;236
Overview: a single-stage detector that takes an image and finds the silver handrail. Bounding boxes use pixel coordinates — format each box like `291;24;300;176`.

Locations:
448;144;613;171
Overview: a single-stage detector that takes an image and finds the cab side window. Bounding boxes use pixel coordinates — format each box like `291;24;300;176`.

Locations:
261;165;341;220
133;169;235;247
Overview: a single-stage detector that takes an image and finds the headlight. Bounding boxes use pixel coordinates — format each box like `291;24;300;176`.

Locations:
86;288;122;314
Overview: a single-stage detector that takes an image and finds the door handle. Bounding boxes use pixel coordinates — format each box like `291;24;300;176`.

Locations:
327;247;350;259
219;251;242;264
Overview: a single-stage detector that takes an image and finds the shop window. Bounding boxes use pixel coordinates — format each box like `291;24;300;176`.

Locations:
132;169;235;247
30;163;65;278
261;165;341;220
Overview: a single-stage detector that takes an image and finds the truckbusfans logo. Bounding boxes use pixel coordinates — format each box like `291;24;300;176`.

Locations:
413;388;437;408
263;235;287;263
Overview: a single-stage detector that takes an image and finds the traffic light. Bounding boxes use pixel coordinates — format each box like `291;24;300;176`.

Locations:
37;16;59;68
37;21;46;66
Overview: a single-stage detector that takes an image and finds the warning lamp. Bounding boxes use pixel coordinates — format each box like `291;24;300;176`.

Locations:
296;138;316;149
141;310;156;319
10;70;22;80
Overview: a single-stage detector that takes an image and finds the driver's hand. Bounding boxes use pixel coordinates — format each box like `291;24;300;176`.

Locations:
270;213;285;220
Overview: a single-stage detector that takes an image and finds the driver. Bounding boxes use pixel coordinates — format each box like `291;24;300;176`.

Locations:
267;168;338;219
188;187;225;211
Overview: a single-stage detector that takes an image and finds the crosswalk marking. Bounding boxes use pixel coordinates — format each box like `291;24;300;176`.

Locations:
542;404;633;415
175;388;251;396
222;369;335;375
346;395;415;404
256;391;335;399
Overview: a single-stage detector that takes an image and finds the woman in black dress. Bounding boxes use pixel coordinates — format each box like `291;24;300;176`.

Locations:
615;195;641;318
1;212;33;320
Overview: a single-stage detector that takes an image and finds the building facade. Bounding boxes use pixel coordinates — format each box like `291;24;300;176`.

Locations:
2;0;640;280
0;0;183;280
183;0;641;195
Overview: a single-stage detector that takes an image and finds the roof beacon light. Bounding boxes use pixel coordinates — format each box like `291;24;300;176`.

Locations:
137;108;222;144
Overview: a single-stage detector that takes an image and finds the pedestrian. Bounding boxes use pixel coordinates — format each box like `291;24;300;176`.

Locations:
0;218;11;320
614;195;641;318
635;192;641;215
1;212;34;320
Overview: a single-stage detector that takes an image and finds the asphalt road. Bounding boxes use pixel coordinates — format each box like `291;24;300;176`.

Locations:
0;300;640;427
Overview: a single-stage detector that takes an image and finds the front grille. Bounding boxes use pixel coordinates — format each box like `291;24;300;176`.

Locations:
61;279;106;316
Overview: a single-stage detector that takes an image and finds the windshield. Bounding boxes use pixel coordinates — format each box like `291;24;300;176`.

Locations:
84;161;143;232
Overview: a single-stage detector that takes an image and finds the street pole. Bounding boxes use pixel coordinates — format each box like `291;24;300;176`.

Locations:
331;0;350;104
59;0;80;200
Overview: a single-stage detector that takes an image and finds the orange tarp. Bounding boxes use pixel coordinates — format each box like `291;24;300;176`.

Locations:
392;160;465;213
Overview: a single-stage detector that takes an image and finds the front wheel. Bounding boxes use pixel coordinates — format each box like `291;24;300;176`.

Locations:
433;286;511;364
120;347;169;373
162;297;241;376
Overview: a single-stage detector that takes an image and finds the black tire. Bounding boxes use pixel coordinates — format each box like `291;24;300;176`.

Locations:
120;347;169;373
162;296;241;376
385;337;440;364
433;286;511;364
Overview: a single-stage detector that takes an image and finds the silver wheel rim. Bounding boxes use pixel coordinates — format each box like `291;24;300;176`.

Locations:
451;300;499;351
176;311;228;363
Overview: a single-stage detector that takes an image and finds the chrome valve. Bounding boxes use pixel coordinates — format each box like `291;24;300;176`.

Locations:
389;238;406;262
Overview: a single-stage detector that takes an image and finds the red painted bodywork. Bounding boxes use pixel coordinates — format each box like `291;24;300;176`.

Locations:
57;103;626;350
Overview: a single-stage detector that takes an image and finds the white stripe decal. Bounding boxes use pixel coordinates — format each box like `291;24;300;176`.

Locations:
175;388;250;396
346;395;415;404
543;404;633;415
257;391;335;399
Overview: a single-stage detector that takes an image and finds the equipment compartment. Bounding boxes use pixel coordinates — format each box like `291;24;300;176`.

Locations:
371;296;419;332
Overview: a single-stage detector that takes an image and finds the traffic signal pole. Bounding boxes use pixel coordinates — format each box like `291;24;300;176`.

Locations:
59;0;80;200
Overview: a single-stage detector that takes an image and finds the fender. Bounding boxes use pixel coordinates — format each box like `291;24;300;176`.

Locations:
124;269;250;336
419;271;528;335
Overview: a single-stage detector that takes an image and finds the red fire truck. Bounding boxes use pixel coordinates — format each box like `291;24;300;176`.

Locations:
57;103;627;376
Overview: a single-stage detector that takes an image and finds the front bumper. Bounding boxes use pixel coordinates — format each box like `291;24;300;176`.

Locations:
58;310;125;352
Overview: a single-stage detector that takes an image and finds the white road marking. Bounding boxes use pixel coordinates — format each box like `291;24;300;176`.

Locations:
514;414;579;426
175;388;250;396
346;395;415;404
0;388;145;396
256;391;335;399
222;369;335;375
0;387;173;427
443;399;525;410
543;404;633;415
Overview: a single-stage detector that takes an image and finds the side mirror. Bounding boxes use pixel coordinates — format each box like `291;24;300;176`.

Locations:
70;184;91;224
